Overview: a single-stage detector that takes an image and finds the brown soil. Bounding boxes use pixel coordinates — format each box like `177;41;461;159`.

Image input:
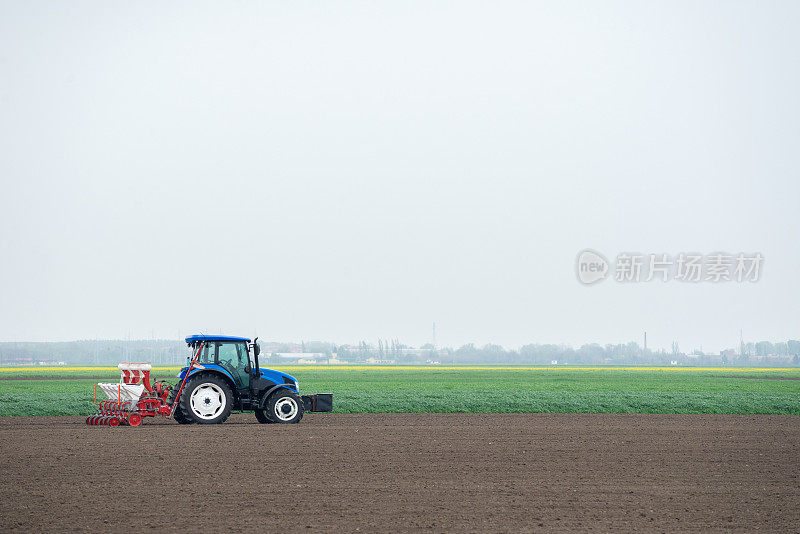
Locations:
0;414;798;533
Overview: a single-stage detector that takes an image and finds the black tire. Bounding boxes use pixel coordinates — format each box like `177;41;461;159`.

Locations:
168;386;194;424
254;409;274;424
179;374;233;425
173;406;195;424
264;389;304;424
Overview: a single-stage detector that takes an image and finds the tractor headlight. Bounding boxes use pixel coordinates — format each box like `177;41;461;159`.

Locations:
294;380;300;393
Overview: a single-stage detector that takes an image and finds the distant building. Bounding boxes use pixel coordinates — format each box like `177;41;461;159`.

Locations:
366;357;396;365
751;354;793;363
274;353;326;363
3;358;66;366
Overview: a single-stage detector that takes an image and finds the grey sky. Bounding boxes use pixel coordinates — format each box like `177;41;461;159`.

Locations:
1;1;798;351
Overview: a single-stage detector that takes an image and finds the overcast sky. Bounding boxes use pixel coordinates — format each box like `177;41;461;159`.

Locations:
1;1;798;351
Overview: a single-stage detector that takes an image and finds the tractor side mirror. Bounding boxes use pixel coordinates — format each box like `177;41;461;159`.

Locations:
251;337;261;376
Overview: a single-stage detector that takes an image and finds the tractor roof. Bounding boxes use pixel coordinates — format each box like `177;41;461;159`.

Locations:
185;334;251;344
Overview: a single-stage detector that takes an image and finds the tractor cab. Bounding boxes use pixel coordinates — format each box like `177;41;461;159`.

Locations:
189;336;256;391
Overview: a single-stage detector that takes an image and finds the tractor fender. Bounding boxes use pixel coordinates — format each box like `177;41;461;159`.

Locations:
259;383;299;408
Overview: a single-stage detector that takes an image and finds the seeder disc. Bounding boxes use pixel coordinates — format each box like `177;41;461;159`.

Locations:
108;417;120;427
127;413;142;427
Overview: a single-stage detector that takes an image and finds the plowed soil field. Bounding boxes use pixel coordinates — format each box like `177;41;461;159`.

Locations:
1;414;798;532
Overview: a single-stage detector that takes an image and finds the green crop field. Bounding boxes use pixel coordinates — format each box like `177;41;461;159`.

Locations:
1;366;799;416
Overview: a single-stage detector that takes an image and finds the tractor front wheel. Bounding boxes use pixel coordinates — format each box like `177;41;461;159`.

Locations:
265;390;304;424
180;374;233;424
254;409;273;424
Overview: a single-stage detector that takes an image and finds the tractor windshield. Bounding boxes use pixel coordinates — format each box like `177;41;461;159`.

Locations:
218;342;248;369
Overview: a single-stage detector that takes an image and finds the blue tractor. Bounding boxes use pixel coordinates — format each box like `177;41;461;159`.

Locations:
172;334;332;425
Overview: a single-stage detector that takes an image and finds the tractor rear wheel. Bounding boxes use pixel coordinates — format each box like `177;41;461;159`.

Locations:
265;390;304;424
180;374;233;424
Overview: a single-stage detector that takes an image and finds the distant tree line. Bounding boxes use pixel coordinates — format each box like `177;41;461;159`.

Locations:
446;342;800;366
1;338;798;366
0;340;187;365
